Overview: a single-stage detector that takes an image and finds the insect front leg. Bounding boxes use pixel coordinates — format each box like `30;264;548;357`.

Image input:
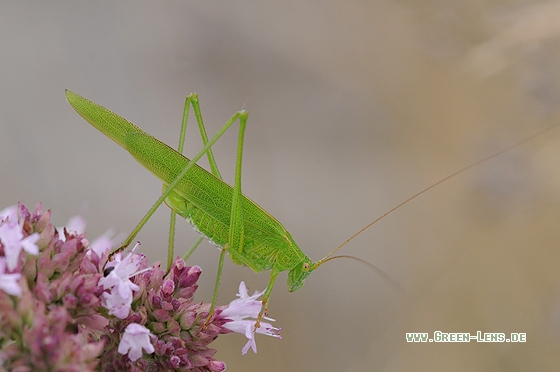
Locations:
255;267;281;330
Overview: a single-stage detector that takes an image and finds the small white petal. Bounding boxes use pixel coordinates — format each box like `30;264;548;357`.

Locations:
102;290;133;319
223;281;281;354
0;221;38;271
21;233;39;255
118;323;154;361
0;258;22;297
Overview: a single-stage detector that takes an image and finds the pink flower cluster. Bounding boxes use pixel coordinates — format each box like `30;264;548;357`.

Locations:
0;203;281;371
0;203;104;371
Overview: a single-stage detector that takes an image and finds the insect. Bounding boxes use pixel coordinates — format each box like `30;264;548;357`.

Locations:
65;89;557;328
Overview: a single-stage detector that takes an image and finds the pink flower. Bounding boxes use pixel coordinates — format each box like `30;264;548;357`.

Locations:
64;214;87;236
98;243;149;318
58;203;88;239
58;206;124;258
222;282;281;354
117;323;155;361
1;204;231;370
89;228;123;257
0;257;22;296
0;205;17;222
0;219;39;271
101;288;135;319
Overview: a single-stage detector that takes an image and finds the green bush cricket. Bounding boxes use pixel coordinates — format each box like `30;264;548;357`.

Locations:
65;89;557;329
66;89;314;328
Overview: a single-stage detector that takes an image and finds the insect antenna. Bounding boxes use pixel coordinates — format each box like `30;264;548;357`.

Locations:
313;122;560;268
319;254;410;297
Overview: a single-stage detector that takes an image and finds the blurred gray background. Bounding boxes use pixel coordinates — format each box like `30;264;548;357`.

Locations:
2;1;560;370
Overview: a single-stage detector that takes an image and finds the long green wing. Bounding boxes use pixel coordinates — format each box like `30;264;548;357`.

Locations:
65;90;291;254
66;90;143;149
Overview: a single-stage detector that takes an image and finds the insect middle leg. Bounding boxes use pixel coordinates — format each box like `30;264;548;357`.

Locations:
167;93;223;269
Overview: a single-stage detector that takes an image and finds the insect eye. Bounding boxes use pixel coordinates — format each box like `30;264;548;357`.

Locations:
302;262;310;272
